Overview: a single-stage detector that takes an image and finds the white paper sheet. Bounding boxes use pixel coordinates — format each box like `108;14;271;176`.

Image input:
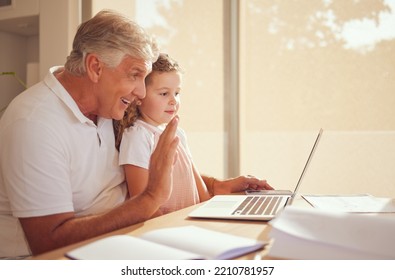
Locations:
302;193;395;213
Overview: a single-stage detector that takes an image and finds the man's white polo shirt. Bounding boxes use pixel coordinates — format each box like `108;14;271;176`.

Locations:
0;67;127;258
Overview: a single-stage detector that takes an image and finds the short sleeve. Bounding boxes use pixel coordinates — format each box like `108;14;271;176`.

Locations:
119;124;155;169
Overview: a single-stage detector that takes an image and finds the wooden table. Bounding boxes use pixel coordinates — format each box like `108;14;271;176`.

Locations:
32;198;287;260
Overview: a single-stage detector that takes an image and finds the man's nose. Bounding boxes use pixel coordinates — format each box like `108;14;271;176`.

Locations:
133;82;146;99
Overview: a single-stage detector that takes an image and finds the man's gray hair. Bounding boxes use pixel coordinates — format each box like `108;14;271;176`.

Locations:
65;9;159;75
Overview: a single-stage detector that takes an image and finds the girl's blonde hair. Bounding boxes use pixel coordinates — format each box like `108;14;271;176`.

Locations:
114;53;182;150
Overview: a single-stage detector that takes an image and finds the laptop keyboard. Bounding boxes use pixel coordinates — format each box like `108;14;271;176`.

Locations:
232;196;283;216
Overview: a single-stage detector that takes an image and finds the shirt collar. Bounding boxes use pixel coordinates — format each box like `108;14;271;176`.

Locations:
44;66;96;126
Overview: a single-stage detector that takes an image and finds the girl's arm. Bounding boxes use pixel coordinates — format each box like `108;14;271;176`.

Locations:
202;174;273;195
124;164;163;217
192;163;211;202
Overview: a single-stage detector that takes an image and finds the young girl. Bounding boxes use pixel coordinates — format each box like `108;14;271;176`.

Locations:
114;53;211;217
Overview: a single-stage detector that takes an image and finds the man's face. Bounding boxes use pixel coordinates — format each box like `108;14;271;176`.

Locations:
96;56;151;120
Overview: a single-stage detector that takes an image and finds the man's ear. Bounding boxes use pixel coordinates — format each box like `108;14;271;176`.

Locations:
85;54;102;83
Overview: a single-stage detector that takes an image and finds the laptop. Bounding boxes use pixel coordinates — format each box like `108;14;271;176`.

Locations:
188;129;323;221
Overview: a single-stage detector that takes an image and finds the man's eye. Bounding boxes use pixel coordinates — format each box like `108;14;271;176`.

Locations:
129;73;139;80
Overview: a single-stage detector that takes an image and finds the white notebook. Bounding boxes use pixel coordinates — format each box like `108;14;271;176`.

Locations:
66;225;266;260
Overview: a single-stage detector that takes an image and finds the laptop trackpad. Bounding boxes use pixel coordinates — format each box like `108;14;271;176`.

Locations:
204;201;238;208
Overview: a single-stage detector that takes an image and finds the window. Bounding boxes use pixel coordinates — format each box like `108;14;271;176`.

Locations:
239;0;395;187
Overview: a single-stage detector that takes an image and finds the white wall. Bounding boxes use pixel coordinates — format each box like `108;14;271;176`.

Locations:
0;0;39;113
0;0;39;20
0;31;28;112
39;0;81;78
0;0;81;114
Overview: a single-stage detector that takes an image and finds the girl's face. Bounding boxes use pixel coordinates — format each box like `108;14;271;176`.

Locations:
139;71;182;126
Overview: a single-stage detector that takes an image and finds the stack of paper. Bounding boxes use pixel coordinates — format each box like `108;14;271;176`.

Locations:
268;206;395;259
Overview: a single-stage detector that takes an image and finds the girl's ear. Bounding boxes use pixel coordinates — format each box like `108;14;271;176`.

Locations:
85;54;102;83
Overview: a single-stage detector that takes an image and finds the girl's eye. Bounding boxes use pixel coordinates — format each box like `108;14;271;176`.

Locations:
160;92;168;96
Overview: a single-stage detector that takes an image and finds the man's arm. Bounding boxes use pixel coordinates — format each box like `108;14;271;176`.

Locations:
20;116;180;255
19;195;155;255
19;193;160;255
